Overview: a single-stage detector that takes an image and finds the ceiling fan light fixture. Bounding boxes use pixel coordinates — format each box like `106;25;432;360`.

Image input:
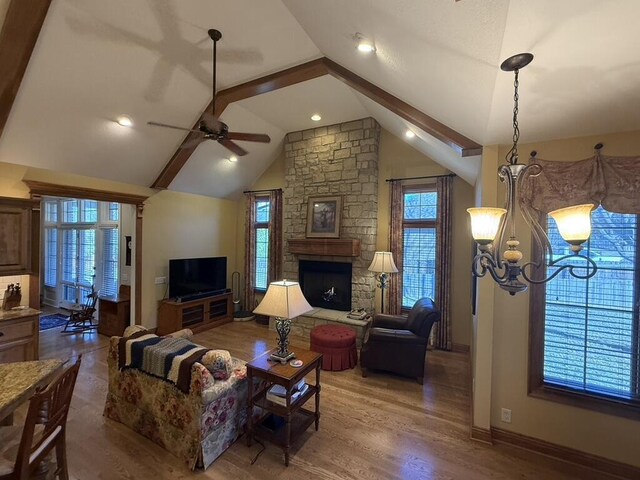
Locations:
116;115;133;127
311;114;322;122
405;129;415;138
354;33;376;53
228;155;238;163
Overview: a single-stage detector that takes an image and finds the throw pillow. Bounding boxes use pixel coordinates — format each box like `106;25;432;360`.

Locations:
123;325;148;337
201;349;232;380
166;328;194;339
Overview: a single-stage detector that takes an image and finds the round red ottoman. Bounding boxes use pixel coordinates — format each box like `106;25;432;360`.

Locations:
310;325;357;371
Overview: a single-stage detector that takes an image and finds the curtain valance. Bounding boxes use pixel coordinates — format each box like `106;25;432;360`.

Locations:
520;154;640;214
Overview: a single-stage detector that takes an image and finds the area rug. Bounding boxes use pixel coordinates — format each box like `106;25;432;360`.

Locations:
39;313;68;331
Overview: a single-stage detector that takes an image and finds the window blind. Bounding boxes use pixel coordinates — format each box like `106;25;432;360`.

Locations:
101;228;119;297
544;206;639;400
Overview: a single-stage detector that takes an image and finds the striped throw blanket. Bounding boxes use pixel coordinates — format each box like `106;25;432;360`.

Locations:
118;331;209;393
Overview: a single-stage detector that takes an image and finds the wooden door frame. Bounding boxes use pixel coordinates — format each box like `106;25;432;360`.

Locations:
24;180;148;325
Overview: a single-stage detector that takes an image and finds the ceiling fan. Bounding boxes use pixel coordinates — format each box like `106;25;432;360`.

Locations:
148;29;270;157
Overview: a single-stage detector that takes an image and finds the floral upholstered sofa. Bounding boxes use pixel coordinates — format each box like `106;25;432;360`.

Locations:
103;333;252;470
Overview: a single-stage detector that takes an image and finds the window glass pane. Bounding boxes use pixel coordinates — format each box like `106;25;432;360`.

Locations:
404;191;437;220
62;200;78;223
78;229;96;286
62;229;77;283
101;228;119;297
44;201;58;223
255;227;269;290
44;228;57;287
544;206;637;399
63;285;77;303
81;200;98;223
402;227;436;308
109;202;120;222
256;200;270;223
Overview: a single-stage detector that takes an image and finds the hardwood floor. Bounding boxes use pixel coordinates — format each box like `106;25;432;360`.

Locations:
26;321;618;479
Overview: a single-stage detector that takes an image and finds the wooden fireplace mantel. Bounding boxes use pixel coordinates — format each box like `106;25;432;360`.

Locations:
287;238;361;257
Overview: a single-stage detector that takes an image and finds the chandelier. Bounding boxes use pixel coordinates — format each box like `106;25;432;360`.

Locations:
467;53;597;295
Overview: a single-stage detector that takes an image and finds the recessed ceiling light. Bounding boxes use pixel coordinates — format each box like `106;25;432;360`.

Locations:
311;114;322;122
405;130;416;139
228;156;238;163
354;33;376;54
116;115;133;127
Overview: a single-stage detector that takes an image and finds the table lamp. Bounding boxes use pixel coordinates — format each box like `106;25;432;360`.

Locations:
368;251;398;314
253;280;313;363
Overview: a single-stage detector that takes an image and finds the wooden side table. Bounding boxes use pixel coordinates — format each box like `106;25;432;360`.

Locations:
246;347;322;466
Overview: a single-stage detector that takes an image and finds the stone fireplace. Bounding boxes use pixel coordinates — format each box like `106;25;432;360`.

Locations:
282;117;381;312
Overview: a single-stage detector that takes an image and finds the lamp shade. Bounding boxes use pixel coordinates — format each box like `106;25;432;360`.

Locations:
467;207;507;244
368;251;398;273
253;280;313;319
549;204;594;245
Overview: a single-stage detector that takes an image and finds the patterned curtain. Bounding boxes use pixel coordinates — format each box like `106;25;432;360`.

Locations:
520;154;640;214
388;180;404;315
433;176;453;350
244;193;257;312
267;189;283;283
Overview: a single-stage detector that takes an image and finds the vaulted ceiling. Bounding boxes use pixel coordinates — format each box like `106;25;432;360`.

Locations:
0;0;638;199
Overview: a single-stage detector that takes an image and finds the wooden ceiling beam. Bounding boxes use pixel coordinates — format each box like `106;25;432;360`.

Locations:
151;56;482;189
0;0;53;139
323;58;482;157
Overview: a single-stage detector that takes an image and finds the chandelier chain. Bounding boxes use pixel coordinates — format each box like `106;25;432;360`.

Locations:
506;69;520;165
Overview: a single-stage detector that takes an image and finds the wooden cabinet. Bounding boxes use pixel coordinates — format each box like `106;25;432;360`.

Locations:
157;292;233;336
98;295;131;337
0;308;40;363
0;197;39;276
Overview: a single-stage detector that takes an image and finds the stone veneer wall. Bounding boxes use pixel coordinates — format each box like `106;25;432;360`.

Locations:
283;117;381;312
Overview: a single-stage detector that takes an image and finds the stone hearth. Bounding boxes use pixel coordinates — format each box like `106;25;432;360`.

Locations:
269;308;370;348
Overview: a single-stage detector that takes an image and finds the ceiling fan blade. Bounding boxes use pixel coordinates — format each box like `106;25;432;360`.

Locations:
218;139;249;156
147;121;202;133
226;132;271;143
180;136;206;149
201;112;223;132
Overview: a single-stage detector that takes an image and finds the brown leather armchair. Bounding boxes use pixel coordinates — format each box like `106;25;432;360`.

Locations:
360;298;441;384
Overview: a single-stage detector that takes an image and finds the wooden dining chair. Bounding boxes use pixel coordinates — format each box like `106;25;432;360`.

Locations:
0;356;81;480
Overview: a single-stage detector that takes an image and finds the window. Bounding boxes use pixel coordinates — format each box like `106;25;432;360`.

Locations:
401;188;438;308
531;205;640;417
254;198;270;291
42;197;121;307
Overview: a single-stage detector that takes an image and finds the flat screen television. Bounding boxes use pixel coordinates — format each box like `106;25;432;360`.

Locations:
169;257;227;299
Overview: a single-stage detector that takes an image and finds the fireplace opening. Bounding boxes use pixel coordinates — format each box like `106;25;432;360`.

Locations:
299;260;352;311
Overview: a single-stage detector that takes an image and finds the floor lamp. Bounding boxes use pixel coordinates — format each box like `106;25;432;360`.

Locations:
253;280;313;363
368;252;398;314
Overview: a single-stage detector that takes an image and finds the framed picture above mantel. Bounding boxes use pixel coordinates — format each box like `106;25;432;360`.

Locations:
306;196;342;238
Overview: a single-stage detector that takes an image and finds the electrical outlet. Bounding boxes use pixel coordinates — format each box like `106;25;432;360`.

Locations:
501;408;512;423
154;276;167;285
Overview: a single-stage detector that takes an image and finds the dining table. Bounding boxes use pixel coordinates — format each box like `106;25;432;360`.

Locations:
0;359;64;425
